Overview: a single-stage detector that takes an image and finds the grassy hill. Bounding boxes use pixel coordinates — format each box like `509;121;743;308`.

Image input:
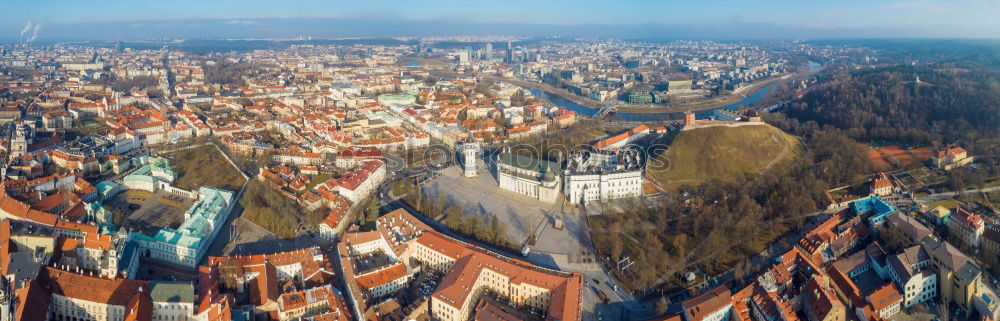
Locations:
648;124;803;185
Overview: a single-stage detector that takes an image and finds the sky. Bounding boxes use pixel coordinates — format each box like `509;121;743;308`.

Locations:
4;0;1000;41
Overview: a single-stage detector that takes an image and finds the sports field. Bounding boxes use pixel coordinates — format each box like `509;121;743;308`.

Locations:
861;144;933;170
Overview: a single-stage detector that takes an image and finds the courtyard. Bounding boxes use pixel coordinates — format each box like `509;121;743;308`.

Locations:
107;189;197;236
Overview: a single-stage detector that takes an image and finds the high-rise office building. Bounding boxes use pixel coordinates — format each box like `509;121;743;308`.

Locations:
505;40;514;64
484;42;493;61
458;51;470;65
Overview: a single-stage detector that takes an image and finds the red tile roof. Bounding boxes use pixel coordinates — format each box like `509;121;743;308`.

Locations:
937;147;967;158
247;262;279;306
593;125;648;150
953;207;985;230
320;201;349;231
14;281;51;321
473;298;522;321
804;276;844;321
682;286;732;321
337;160;384;192
356;263;407;290
40;267;149;307
418;231;582;321
867;283;901;312
872;172;893;190
0;187;58;225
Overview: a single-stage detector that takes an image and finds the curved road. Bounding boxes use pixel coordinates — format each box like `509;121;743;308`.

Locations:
914;186;1000;204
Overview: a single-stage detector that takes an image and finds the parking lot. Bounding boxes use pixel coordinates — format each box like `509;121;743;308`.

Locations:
354;251;396;274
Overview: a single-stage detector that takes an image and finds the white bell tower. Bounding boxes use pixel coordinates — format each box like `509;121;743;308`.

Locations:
461;142;479;178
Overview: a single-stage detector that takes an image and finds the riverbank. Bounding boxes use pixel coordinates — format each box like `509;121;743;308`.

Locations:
481;75;604;108
411;56;822;122
613;74;791;114
528;61;823;115
507;74;786;114
531;80;781;122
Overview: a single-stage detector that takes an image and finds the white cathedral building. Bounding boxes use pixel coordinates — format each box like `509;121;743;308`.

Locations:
495;152;562;203
494;147;644;205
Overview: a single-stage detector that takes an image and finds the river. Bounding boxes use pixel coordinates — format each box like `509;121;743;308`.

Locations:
529;83;778;122
530;60;823;122
408;59;820;122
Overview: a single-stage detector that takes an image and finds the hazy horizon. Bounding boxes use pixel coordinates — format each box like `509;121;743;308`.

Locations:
5;0;1000;42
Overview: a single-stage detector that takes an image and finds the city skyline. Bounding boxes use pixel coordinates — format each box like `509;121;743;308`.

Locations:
5;0;1000;41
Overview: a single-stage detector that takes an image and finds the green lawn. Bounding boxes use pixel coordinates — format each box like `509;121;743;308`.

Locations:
163;145;246;192
927;199;961;210
66;118;110;140
299;173;330;196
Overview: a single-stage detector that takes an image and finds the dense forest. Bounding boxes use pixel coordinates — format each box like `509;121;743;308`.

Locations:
780;65;1000;143
89;74;164;97
773;64;1000;176
810;39;1000;69
591;127;871;291
201;61;258;86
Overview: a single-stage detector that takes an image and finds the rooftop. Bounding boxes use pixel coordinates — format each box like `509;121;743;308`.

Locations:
40;266;149;306
682;286;733;321
149;281;196;303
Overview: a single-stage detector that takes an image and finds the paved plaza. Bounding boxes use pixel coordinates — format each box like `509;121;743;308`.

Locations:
422;160;648;320
425;159;599;271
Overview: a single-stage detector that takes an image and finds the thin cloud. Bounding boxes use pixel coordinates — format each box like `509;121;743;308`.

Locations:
227;19;258;25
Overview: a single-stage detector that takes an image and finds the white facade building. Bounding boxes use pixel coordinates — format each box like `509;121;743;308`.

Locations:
128;186;236;269
461;142;479;178
887;246;937;308
563;148;644;204
336;159;387;204
150;281;196;321
40;267;151;321
496;153;562;203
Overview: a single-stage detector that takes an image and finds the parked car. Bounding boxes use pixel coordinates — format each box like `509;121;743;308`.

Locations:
597;291;609;304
